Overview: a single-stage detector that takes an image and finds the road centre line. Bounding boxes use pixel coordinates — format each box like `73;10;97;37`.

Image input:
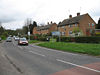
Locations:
56;59;100;73
29;51;45;57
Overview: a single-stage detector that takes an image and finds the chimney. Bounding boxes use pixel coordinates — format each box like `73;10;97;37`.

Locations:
69;15;72;19
77;12;80;16
51;21;53;24
47;22;49;25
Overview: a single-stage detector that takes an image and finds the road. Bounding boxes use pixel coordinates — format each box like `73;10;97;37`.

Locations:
1;39;100;75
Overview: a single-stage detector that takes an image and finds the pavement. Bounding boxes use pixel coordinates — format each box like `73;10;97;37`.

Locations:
0;39;100;75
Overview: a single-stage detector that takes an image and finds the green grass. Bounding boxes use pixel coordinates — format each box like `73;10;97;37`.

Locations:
1;37;6;40
38;42;100;56
29;40;40;44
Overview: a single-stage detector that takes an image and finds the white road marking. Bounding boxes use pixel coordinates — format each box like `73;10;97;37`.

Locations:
56;59;100;73
32;45;78;56
29;51;45;57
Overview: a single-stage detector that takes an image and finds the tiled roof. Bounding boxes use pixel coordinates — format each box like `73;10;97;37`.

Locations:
36;24;52;31
58;14;86;27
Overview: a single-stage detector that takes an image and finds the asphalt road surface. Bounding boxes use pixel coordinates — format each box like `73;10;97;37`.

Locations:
1;38;100;75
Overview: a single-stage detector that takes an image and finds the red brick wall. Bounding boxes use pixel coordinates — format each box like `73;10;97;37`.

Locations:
79;14;96;36
49;23;57;33
58;14;96;37
33;23;57;35
32;27;38;34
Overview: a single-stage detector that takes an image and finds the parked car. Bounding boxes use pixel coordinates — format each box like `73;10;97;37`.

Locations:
18;38;28;45
6;37;12;42
15;36;19;41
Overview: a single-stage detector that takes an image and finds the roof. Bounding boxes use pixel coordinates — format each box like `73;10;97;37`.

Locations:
36;24;53;31
58;14;86;27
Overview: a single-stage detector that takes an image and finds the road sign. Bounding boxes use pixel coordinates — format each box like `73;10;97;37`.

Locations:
52;31;60;36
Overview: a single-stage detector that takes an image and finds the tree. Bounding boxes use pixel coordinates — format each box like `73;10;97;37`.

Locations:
33;21;37;27
22;26;28;35
22;18;32;35
96;18;100;29
73;27;82;37
23;18;38;35
0;26;5;36
30;21;37;34
28;21;38;34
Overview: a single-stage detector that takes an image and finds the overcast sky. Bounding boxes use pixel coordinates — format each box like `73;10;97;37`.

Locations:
0;0;100;30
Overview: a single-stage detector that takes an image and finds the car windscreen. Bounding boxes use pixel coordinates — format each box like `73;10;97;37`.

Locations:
20;38;27;41
7;37;11;40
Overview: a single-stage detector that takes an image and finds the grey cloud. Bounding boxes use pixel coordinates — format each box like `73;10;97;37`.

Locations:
0;1;27;23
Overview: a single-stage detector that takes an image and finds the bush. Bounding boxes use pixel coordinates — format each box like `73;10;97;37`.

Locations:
57;36;100;43
30;35;34;40
56;37;74;42
37;37;47;41
75;37;100;43
1;35;6;40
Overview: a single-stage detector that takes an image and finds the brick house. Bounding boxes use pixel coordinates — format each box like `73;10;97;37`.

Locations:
33;22;57;35
58;13;96;36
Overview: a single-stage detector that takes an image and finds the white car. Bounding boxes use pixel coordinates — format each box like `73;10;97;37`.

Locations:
15;37;19;41
18;38;28;45
6;37;12;42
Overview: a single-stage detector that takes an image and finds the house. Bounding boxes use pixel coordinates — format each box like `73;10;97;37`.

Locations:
33;22;57;35
57;13;96;36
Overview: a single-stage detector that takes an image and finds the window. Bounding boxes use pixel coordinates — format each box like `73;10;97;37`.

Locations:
62;26;65;28
69;31;72;34
69;24;73;27
88;23;90;27
75;24;77;27
92;23;94;27
62;32;65;35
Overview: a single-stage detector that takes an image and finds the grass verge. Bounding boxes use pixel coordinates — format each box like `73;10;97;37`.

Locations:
29;40;40;44
38;42;100;56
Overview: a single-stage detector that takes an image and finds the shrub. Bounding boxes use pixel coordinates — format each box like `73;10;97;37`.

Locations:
1;35;6;40
30;35;34;40
56;37;74;42
75;37;100;43
57;36;100;43
37;37;47;41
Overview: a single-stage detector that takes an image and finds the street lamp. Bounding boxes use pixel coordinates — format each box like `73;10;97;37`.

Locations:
28;25;30;41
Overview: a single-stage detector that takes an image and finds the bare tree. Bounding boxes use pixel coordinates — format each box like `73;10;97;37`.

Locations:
23;18;33;35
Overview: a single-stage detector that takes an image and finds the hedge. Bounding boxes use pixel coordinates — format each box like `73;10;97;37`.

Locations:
57;37;100;43
37;37;47;41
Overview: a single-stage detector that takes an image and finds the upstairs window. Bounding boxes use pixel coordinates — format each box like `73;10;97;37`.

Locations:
92;23;95;27
62;26;65;28
88;23;90;27
75;24;77;27
69;24;73;27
